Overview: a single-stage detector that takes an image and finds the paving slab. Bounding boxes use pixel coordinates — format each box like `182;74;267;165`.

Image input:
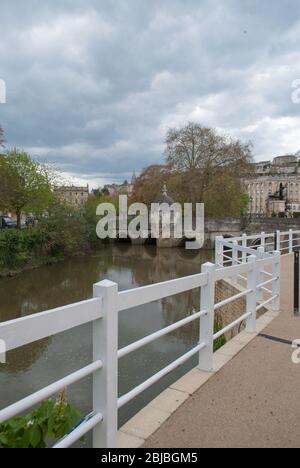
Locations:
149;388;189;414
121;406;170;440
170;369;213;396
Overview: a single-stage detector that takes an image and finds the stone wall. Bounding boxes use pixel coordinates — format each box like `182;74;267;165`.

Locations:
203;217;300;249
247;218;300;233
215;279;266;341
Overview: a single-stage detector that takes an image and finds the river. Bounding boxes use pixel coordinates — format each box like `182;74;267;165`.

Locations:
0;244;213;446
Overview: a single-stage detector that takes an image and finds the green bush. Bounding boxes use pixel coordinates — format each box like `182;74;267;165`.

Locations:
0;202;97;272
0;229;41;268
37;203;91;258
0;391;82;449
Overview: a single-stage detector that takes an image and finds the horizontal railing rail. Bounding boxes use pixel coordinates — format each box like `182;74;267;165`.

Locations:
53;413;103;449
118;308;208;359
118;272;208;311
0;361;103;423
213;311;252;341
0;298;102;352
0;228;291;448
215;262;251;281
118;342;207;410
214;288;252;311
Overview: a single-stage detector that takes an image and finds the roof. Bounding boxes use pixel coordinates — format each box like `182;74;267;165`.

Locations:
54;185;89;192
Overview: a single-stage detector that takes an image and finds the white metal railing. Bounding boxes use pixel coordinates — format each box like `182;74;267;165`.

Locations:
0;297;104;447
216;229;300;264
0;229;291;448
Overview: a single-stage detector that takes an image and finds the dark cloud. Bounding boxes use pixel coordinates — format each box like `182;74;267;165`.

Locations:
0;0;300;186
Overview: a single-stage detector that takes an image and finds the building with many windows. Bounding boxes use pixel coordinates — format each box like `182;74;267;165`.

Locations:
54;185;89;208
244;154;300;217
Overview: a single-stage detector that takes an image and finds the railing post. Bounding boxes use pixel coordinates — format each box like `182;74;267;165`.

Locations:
232;240;238;283
261;232;265;251
215;236;224;267
272;251;281;312
232;240;238;266
276;230;281;252
258;245;265;256
198;262;215;372
257;246;264;301
289;229;293;254
242;233;247;264
93;280;118;448
246;255;257;333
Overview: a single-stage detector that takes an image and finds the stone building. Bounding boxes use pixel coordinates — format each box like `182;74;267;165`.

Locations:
253;154;299;176
244;154;300;217
103;172;137;197
54;185;89;208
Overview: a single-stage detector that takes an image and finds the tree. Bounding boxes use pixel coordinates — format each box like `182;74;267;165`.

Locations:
165;122;252;171
240;192;250;217
0;149;54;228
165;122;253;203
132;123;254;218
131;164;170;205
203;174;247;218
92;188;101;197
101;187;110;196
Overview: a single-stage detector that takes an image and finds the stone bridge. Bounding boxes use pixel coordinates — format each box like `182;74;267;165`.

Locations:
115;217;300;249
203;217;300;248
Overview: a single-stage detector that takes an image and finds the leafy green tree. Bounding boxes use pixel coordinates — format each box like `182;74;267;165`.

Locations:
0;149;54;228
101;187;110;196
240;192;250;217
92;188;101;197
37;201;90;257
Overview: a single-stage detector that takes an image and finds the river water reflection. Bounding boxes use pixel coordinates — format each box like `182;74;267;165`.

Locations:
0;244;212;445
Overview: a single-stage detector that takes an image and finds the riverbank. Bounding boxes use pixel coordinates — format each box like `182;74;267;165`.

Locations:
0;250;90;279
0;224;216;278
0;211;100;278
0;234;98;279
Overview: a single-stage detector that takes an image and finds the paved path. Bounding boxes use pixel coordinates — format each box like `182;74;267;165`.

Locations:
143;254;300;448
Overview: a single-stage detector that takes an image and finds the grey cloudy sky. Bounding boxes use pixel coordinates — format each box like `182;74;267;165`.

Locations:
0;0;300;187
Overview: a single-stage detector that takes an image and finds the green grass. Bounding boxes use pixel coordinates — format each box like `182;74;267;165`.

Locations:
213;321;226;352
